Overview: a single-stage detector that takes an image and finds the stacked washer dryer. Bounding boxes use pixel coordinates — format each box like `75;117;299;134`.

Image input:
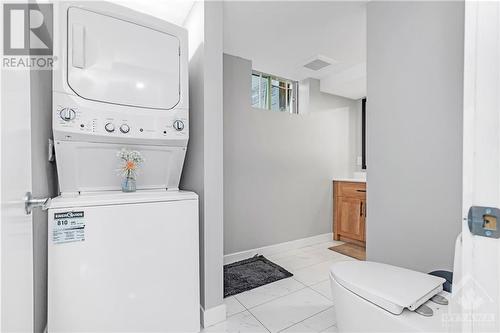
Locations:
47;2;199;332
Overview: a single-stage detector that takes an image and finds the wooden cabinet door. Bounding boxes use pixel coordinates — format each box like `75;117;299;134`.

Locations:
338;197;365;241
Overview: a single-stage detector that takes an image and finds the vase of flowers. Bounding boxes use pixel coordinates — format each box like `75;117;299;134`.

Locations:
117;149;144;192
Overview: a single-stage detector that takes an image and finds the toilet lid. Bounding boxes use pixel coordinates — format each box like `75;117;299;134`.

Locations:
330;261;446;315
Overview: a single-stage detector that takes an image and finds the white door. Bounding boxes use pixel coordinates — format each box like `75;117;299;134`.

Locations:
1;68;34;329
457;1;500;332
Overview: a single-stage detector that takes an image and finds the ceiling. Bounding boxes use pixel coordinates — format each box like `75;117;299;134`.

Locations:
223;1;367;100
116;0;195;26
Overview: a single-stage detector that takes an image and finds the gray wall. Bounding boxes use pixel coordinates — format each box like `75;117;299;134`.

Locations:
181;1;224;314
223;54;360;255
366;1;464;272
30;69;58;333
301;79;364;175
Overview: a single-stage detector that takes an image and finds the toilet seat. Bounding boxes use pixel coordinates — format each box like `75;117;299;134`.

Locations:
330;261;446;315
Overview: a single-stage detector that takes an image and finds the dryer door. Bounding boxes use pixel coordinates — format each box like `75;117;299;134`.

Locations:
67;7;180;110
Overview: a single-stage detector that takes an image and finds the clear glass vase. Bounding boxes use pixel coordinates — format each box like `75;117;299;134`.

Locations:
121;177;136;192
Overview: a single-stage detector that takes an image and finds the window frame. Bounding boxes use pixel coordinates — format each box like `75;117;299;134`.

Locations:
362;98;367;170
251;70;298;114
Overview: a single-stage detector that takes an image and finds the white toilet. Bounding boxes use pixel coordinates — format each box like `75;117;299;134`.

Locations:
330;260;451;332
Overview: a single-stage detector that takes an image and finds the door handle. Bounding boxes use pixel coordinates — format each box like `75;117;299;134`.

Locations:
23;192;50;215
360;201;363;217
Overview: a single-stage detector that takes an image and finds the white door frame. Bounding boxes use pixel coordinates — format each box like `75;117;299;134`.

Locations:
456;1;500;332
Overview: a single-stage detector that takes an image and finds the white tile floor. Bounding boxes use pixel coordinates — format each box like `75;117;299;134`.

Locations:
203;240;357;333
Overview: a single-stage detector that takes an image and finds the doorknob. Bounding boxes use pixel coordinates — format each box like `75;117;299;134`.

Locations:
23;192;50;215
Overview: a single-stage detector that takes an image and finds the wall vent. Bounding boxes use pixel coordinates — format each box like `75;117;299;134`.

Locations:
303;58;331;71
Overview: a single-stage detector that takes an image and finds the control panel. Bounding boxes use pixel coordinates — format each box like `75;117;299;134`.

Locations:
54;102;188;142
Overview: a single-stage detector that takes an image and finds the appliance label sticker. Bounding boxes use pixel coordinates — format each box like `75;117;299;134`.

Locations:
53;211;85;244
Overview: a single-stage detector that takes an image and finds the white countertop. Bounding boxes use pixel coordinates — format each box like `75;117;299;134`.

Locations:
333;178;366;183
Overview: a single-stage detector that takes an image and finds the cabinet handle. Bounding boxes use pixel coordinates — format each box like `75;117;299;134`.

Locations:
360;201;363;217
356;189;366;193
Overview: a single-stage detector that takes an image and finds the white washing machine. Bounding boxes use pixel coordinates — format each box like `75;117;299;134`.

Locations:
47;2;199;332
48;191;199;332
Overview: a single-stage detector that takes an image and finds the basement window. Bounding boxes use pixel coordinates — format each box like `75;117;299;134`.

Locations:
251;71;298;114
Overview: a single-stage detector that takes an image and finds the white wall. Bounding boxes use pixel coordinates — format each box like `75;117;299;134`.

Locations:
366;1;464;272
223;54;361;255
181;1;225;324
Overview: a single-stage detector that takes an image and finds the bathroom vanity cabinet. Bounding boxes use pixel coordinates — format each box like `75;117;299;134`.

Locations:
333;180;366;245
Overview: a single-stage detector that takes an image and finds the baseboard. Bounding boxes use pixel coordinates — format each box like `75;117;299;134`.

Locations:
200;303;227;328
224;232;333;265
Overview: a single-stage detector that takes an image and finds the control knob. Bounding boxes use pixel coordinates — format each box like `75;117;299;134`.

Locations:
60;108;76;121
120;124;130;134
105;123;115;133
173;120;184;131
